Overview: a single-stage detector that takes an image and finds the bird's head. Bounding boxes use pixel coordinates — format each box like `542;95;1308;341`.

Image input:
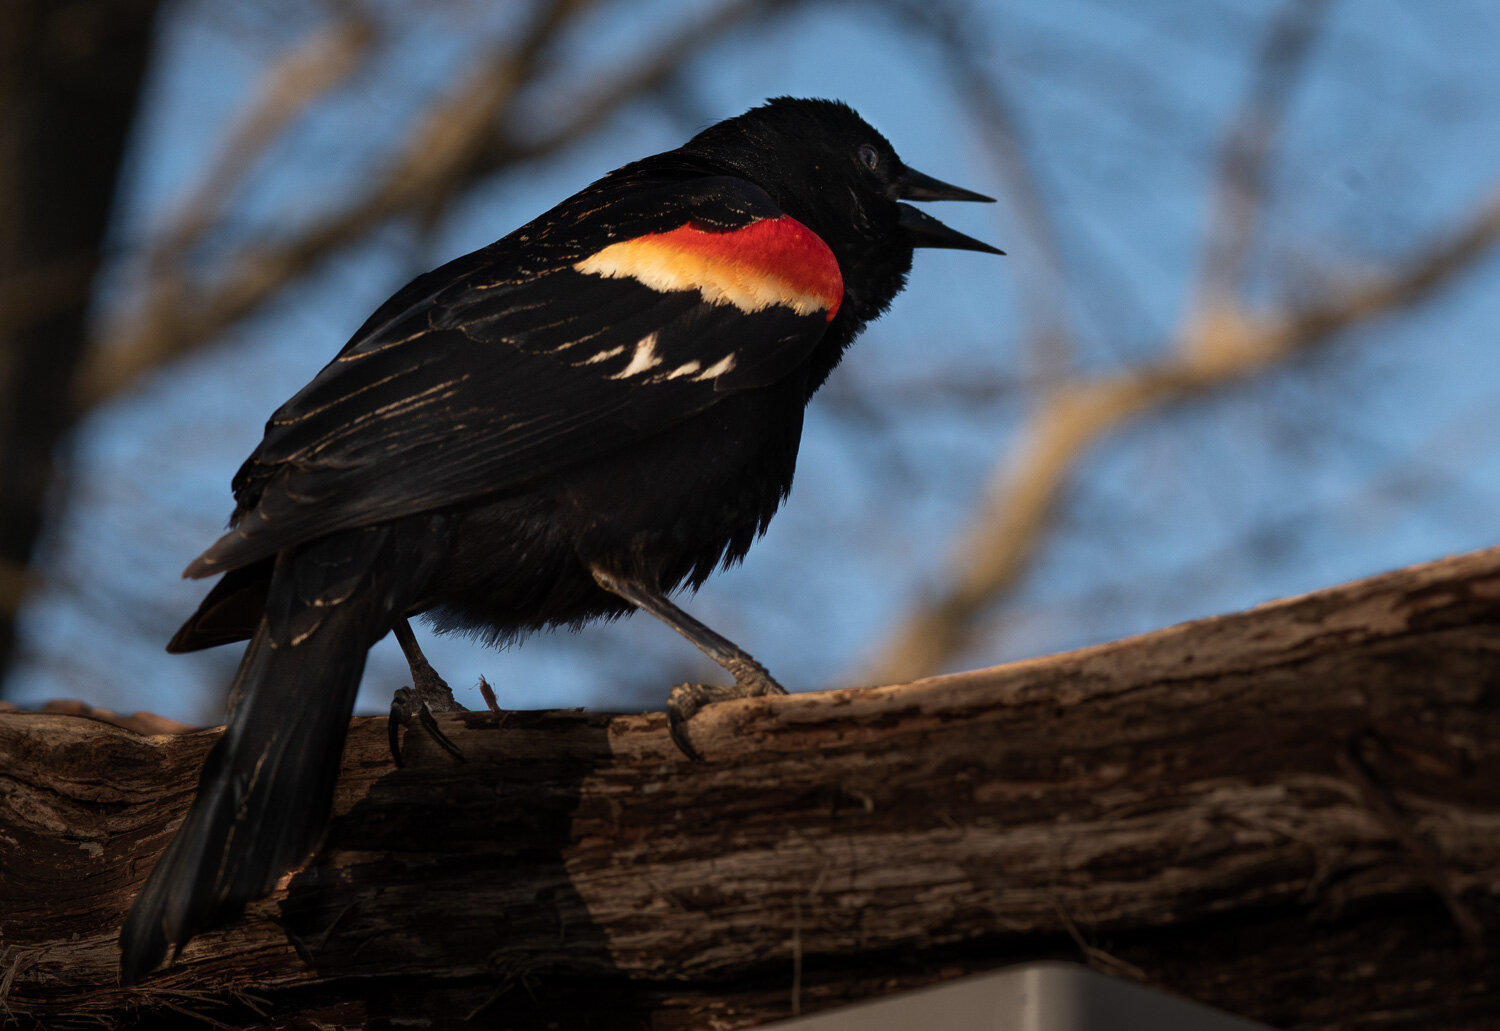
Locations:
682;97;1002;272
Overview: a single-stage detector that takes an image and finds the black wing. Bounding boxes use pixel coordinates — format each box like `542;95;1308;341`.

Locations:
190;174;841;576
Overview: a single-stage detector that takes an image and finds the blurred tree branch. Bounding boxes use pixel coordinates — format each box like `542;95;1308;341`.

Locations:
0;0;161;680
861;184;1500;685
0;0;795;698
73;0;783;413
147;9;379;265
883;0;1074;375
9;1;1500;718
858;0;1500;685
1199;0;1334;303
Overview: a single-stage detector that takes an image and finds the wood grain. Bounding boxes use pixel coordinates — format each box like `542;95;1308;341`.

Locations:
2;548;1498;1028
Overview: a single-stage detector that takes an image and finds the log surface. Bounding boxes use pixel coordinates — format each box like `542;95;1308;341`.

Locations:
2;548;1498;1029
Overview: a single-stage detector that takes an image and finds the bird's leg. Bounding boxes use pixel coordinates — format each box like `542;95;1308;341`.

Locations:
590;565;786;759
388;618;466;767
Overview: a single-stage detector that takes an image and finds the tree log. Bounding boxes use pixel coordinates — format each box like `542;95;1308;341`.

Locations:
2;548;1498;1029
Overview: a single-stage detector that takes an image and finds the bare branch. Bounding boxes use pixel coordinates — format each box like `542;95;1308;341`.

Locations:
72;0;776;414
0;252;95;342
886;0;1073;372
4;546;1499;1026
1198;0;1335;304
148;12;378;266
858;185;1500;685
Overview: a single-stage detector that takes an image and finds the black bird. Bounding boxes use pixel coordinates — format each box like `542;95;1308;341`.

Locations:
119;97;1001;982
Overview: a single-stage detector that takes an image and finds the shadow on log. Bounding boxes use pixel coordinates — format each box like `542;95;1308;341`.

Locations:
2;547;1498;1028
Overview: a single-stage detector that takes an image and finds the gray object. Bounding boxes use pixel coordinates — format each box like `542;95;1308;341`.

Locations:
765;962;1273;1030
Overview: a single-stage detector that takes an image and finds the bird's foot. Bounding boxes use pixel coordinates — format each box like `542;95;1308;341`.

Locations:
667;661;786;760
388;664;467;768
583;566;786;759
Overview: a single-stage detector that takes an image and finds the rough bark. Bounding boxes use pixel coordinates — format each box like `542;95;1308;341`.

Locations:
2;547;1498;1029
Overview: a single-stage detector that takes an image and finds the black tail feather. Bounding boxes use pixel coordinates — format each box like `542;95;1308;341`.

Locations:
120;519;445;983
166;558;272;653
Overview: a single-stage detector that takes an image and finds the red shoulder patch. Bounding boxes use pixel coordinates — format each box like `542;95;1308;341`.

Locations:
574;215;843;322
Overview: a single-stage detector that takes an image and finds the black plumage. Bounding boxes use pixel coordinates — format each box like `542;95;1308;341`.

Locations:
120;97;1000;982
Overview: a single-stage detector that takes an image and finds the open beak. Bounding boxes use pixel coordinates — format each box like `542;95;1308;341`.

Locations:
896;166;1004;255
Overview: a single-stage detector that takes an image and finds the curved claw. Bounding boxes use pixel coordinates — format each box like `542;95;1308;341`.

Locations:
666;684;711;761
666;673;787;761
387;619;469;767
584;566;787;760
388;686;467;767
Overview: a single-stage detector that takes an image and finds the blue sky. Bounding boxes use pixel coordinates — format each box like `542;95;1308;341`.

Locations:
10;0;1500;723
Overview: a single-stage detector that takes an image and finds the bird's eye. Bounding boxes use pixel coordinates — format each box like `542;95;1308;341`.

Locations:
857;144;879;171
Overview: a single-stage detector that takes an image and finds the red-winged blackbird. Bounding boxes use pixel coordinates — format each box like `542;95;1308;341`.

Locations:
118;97;1000;982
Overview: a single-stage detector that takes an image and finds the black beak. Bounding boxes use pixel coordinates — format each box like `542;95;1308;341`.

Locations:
898;166;995;204
896;166;1004;255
